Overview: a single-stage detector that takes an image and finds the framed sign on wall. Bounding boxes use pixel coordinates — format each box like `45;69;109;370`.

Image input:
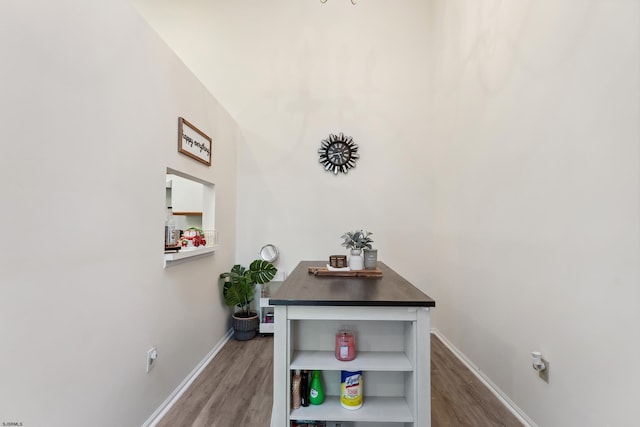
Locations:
178;117;212;166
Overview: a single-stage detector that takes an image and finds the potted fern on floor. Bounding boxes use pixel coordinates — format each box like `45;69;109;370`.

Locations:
220;260;277;341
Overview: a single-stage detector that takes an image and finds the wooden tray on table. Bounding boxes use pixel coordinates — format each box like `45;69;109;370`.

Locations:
308;266;383;278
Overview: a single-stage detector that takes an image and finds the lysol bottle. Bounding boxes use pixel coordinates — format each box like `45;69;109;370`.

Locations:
340;370;363;410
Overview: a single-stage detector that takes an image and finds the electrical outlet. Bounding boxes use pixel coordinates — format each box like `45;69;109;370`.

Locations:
538;358;549;383
532;351;549;383
146;346;158;373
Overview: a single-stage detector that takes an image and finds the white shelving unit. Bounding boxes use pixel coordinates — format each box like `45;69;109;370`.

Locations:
258;281;283;334
291;396;413;423
271;305;431;427
290;351;412;371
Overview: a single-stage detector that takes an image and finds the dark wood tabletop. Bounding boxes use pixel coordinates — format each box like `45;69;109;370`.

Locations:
269;261;435;307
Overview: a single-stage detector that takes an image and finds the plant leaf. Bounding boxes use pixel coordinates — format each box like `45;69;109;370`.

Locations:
249;259;277;284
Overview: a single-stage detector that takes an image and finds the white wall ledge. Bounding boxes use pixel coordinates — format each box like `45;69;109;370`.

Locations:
164;245;220;268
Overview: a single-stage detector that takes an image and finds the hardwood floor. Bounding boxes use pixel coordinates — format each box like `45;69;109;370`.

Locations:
157;334;523;427
157;336;274;427
430;336;523;427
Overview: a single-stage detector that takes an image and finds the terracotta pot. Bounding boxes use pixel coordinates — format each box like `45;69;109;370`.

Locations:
232;311;259;341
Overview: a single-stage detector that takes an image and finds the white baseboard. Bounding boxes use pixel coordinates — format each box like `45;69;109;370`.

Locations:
430;328;537;427
142;328;234;427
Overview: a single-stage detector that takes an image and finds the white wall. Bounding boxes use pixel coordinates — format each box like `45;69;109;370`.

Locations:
133;0;639;426
425;2;639;426
133;0;435;272
0;1;237;426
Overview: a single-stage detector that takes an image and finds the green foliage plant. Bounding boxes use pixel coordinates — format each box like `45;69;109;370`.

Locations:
219;260;277;317
340;230;374;251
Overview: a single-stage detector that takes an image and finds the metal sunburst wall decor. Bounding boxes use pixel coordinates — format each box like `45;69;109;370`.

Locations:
318;132;359;175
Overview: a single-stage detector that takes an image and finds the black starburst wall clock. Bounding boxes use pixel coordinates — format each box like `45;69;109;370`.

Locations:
318;132;359;175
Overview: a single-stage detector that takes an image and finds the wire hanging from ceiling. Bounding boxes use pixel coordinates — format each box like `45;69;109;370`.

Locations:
320;0;357;5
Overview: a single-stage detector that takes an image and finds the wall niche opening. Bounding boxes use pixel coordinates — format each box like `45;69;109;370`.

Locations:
164;168;217;266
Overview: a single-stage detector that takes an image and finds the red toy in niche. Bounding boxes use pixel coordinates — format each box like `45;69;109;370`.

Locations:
179;227;206;247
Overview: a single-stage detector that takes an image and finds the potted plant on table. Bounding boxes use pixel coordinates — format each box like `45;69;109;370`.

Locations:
340;230;373;270
220;259;277;341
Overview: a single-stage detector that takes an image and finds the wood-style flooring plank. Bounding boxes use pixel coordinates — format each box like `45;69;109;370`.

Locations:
157;334;524;427
157;336;273;427
431;335;523;427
